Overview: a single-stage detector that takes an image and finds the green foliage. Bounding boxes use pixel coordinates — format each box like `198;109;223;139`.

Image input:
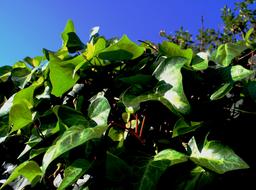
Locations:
1;2;256;189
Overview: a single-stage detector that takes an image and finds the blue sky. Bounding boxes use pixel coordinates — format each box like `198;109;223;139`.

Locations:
0;0;241;66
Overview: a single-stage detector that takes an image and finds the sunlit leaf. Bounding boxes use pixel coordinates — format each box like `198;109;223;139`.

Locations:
49;56;80;97
191;53;208;70
88;92;111;126
189;137;249;174
0;161;42;190
159;41;193;64
138;149;188;190
42;125;107;173
212;42;247;66
58;159;91;190
98;35;145;61
0;94;14;117
230;65;253;81
62;19;75;47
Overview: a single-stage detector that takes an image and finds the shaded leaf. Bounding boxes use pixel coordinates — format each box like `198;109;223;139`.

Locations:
61;19;75;47
58;159;91;190
138;149;188;190
172;119;202;138
42;125;107;173
210;83;233;100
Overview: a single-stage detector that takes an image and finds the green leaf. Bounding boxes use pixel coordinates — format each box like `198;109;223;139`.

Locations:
0;161;42;190
58;159;91;190
98;35;145;61
153;57;191;114
176;166;215;190
189;137;249;174
62;19;75;47
172;118;202;138
53;105;89;128
230;65;253;81
212;42;247;66
105;152;131;183
66;32;85;53
139;149;188;190
9;102;33;132
42;125;107;173
210;83;233;100
29;147;48;159
88;92;111;126
191;53;208;70
159;41;193;64
24;56;43;68
0;65;12;82
247;80;256;102
0;94;14;117
49;56;80;97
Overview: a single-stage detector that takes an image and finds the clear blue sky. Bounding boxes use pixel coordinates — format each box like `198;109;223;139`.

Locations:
0;0;241;66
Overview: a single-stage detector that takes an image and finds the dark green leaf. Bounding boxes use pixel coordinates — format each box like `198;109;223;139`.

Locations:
98;35;145;61
172;119;202;138
42;125;107;173
189;137;249;174
62;19;75;47
66;32;85;53
139;149;188;190
247;80;256;102
58;159;91;190
53;105;89;128
191;53;208;70
0;161;42;190
0;65;12;82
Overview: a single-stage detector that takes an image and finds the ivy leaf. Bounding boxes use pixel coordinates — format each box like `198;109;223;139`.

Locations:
66;32;85;53
53;105;89;128
159;41;193;64
191;53;208;70
230;65;253;81
0;94;14;117
58;159;91;190
189;137;249;174
88;92;111;126
0;65;12;82
61;19;75;47
0;161;42;190
210;83;233;100
153;57;190;114
138;149;188;190
98;35;145;61
49;56;80;97
172;119;202;138
212;42;247;66
42;125;107;173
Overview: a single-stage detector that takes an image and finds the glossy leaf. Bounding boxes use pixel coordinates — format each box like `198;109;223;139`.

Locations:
58;159;91;190
189;137;249;174
153;57;191;114
0;65;12;82
172;118;202;138
0;161;42;190
210;83;233;100
212;42;247;66
88;92;111;126
42;125;107;173
159;41;193;64
138;149;188;190
98;35;145;61
66;32;84;53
